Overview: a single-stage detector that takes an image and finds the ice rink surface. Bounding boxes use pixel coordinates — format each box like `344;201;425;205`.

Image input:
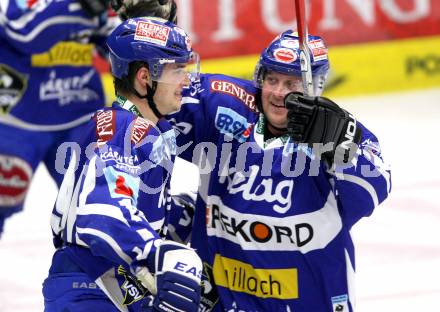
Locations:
1;88;439;311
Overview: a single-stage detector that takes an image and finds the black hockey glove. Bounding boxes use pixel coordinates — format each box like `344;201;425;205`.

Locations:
111;0;177;22
285;92;362;165
79;0;110;17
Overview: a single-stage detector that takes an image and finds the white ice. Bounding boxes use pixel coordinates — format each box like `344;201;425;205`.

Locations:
0;88;439;311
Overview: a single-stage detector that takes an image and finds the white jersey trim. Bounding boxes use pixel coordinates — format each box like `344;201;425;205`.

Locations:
181;96;200;105
77;204;130;227
5;16;96;41
0;113;94;131
339;173;379;207
76;226;132;264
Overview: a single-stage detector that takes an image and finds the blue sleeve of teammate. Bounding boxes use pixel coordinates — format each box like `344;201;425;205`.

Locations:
0;0;99;54
165;193;196;244
329;122;392;228
73;144;159;270
167;78;212;163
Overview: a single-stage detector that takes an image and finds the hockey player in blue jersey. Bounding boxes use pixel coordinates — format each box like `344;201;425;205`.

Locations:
166;31;391;311
0;0;177;237
42;17;202;312
0;0;113;236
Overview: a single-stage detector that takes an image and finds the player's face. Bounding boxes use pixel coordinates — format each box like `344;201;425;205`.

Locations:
261;71;303;129
154;63;190;114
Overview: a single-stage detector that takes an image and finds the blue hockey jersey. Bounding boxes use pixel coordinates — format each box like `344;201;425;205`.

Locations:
168;74;391;312
50;100;176;310
0;0;106;130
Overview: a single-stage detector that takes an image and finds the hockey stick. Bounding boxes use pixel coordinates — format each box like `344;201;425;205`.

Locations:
294;0;314;96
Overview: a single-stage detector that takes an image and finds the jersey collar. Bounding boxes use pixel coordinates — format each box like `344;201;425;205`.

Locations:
254;114;290;149
116;95;142;117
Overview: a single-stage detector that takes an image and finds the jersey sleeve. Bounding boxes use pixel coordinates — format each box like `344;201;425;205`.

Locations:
167;74;258;163
53;142;160;272
328;122;392;228
0;0;99;54
167;76;214;162
164;193;196;244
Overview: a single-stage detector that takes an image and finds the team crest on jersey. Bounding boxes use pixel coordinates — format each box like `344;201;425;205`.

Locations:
0;64;28;115
199;263;219;311
117;266;148;305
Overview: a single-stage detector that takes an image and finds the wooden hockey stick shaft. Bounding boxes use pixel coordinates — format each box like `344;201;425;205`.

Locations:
294;0;314;96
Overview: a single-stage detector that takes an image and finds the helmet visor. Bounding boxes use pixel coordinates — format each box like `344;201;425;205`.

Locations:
149;52;200;85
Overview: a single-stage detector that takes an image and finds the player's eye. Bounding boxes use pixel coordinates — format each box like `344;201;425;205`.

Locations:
265;76;277;85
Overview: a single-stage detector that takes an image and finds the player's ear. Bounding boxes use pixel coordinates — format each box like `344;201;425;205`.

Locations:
135;66;151;85
132;66;151;95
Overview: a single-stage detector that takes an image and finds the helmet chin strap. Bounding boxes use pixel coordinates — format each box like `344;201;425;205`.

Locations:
130;81;163;119
145;82;164;119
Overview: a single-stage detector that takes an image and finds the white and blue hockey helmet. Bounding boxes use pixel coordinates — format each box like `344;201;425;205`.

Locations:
106;17;199;83
253;30;329;96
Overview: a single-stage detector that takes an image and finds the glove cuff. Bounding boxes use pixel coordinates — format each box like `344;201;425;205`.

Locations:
155;241;202;284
